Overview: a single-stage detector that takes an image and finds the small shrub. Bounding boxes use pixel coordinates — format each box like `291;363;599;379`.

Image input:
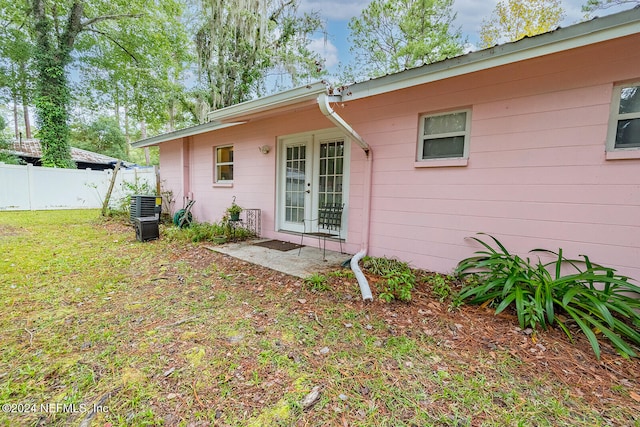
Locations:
304;273;329;292
363;256;415;302
328;269;355;279
426;273;452;302
184;222;222;242
455;233;640;359
380;269;415;302
163;217;257;244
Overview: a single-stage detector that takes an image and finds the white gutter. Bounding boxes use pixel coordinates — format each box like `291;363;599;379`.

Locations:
317;94;370;155
318;93;373;301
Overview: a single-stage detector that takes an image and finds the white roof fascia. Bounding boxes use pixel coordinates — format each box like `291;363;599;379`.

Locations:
206;81;328;122
131;121;244;148
131;82;328;148
343;7;640;101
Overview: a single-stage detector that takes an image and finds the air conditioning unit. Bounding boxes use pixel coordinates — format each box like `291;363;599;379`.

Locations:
130;195;162;224
134;217;159;242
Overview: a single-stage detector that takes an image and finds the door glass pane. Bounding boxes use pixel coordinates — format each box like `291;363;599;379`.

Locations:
285;143;306;223
317;139;345;224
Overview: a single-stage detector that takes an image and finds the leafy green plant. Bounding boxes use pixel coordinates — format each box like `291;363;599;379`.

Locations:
225;197;243;220
380;269;415;302
362;256;409;276
455;234;640;359
426;273;453;302
363;256;415;302
328;269;355;279
304;273;329;292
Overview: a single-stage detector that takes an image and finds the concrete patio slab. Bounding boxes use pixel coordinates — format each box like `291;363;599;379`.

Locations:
205;239;352;278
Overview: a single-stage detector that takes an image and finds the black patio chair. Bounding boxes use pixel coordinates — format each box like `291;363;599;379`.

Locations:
298;203;344;260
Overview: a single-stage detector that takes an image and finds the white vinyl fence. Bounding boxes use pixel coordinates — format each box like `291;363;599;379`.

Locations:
0;163;158;211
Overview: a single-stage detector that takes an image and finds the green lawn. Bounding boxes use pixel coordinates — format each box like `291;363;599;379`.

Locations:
0;210;638;426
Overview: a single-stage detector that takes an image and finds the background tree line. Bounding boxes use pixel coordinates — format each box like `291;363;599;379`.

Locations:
0;0;636;167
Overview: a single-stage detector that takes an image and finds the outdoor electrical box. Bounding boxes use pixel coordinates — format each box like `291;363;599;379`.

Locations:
134;217;159;242
130;195;162;224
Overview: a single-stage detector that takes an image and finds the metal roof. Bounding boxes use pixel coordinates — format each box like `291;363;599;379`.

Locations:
340;6;640;101
9;139;132;167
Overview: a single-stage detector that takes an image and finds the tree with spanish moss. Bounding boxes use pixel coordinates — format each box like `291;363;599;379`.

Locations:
191;0;324;121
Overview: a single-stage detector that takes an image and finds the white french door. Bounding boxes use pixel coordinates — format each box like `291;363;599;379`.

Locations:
281;136;311;233
278;130;349;235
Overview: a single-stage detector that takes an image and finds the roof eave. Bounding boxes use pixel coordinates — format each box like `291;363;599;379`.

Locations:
131;82;328;148
131;121;245;148
206;81;328;122
343;6;640;101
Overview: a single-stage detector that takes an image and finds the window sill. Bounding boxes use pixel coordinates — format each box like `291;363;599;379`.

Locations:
212;182;233;188
414;158;468;168
605;150;640;160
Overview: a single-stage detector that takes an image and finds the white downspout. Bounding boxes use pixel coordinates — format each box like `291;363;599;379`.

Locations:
318;93;373;301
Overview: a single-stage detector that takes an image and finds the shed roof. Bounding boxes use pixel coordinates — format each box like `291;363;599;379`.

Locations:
9;139;132;168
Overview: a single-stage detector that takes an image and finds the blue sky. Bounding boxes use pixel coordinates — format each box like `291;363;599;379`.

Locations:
299;0;634;73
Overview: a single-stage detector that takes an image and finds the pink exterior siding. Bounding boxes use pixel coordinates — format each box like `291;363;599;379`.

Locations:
337;35;640;280
159;34;640;281
160;107;363;250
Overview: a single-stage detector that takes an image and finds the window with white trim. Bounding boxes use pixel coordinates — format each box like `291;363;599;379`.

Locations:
215;145;234;182
607;83;640;151
418;109;471;161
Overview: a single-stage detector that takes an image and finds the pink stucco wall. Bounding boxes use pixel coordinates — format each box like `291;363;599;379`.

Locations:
160;34;640;281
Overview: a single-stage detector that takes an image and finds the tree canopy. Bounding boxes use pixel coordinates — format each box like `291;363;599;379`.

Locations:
583;0;640;12
191;0;324;120
0;0;326;165
347;0;464;79
479;0;565;48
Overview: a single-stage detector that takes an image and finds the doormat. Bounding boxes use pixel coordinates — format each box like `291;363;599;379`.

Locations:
253;240;303;251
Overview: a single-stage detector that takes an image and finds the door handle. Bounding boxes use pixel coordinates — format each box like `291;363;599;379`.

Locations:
305;190;311;194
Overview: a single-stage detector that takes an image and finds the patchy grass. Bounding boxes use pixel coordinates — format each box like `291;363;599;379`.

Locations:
1;210;639;426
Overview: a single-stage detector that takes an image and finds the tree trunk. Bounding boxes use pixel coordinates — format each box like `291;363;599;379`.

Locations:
13;101;19;140
22;103;31;139
168;99;175;132
19;62;32;138
140;119;150;166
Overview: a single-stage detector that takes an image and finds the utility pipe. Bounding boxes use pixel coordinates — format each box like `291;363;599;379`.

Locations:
318;93;374;301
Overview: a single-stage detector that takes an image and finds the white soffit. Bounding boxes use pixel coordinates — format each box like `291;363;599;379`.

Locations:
206;82;328;122
131;122;243;148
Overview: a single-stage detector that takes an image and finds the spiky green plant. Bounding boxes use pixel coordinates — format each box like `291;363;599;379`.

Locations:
456;234;640;359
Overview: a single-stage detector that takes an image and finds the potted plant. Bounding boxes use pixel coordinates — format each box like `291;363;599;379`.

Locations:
226;199;242;221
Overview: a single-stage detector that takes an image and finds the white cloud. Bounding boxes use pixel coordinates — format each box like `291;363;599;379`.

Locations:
309;37;339;68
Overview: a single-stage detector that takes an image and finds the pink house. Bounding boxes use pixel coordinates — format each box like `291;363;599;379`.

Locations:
133;8;640;282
